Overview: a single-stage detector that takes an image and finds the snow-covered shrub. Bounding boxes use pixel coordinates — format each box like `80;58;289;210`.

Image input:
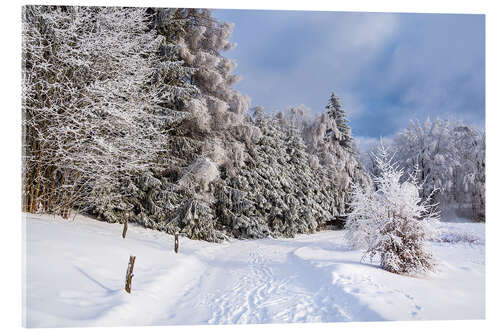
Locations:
428;221;482;245
345;144;437;274
432;230;480;245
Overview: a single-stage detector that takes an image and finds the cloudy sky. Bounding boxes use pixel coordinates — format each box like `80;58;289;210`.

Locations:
213;9;485;147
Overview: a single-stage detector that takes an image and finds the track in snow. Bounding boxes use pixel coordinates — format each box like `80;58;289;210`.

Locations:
166;236;383;324
24;215;485;327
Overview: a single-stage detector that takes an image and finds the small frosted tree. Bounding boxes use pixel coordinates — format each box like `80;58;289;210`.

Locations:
345;144;437;274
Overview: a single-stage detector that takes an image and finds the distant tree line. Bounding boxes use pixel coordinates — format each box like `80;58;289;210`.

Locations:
362;118;485;221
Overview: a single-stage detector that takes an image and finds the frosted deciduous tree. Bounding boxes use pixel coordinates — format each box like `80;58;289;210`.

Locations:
80;7;173;221
386;118;485;221
345;144;437;274
22;6;169;218
452;125;485;221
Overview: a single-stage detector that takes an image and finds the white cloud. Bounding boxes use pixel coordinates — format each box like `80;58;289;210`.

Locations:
218;10;484;138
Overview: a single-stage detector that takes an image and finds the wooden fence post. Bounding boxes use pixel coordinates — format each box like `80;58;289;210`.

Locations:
174;233;179;253
122;219;128;239
122;213;129;239
124;255;136;293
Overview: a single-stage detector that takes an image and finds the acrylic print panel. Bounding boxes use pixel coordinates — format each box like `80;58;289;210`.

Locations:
22;4;485;328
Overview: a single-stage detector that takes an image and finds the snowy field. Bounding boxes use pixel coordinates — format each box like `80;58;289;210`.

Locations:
23;214;484;328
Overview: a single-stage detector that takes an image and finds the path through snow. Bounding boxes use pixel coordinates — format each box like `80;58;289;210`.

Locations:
23;214;484;327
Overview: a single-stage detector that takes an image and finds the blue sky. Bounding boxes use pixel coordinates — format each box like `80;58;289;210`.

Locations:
213;9;485;147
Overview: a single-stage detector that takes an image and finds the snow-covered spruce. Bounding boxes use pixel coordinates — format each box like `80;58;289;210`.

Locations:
345;144;437;274
325;92;354;151
107;103;371;242
212;109;370;239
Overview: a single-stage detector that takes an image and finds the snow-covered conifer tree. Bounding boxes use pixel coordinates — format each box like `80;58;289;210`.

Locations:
153;8;200;112
325;92;353;150
172;8;250;132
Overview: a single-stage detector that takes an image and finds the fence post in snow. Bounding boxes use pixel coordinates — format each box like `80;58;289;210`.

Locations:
174;233;179;253
124;255;136;293
122;213;129;239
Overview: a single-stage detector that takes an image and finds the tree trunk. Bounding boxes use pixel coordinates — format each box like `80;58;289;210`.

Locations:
31;143;45;213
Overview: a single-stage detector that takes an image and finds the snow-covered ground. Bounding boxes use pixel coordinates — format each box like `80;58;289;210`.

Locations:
23;214;484;328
